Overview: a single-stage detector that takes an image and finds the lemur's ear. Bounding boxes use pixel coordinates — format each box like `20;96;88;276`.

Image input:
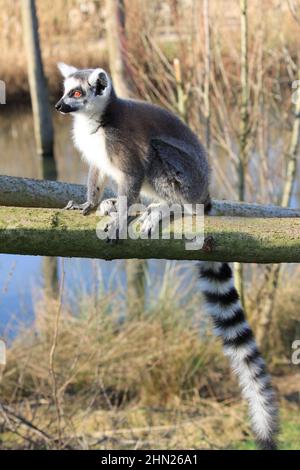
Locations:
57;62;78;78
88;69;109;96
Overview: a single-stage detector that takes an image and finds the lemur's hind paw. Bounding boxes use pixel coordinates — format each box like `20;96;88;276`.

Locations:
64;200;96;215
98;198;118;216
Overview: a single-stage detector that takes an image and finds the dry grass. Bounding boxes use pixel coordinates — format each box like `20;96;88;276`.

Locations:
1;0;300;102
1;263;300;449
0;263;243;449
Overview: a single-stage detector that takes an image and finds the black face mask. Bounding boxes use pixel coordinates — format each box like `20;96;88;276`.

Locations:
55;100;75;113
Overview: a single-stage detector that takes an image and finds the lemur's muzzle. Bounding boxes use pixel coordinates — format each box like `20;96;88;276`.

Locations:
55;99;73;113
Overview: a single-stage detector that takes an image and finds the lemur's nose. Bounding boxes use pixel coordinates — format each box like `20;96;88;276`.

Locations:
55;100;62;111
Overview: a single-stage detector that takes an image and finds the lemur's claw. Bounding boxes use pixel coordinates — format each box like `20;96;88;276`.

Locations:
64;200;95;215
82;202;96;216
64;200;76;210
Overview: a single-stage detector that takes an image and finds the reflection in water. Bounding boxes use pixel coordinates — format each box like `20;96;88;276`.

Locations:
0;106;86;182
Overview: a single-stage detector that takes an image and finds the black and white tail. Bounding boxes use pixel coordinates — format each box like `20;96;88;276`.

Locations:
198;261;278;450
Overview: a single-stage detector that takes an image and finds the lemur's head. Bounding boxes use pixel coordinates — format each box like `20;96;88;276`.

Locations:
55;63;112;115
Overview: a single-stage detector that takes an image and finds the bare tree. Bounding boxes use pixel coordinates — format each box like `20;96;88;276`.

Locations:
105;0;146;316
203;0;211;153
234;0;250;309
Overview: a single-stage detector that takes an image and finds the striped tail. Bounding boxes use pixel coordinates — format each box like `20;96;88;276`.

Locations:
198;261;279;450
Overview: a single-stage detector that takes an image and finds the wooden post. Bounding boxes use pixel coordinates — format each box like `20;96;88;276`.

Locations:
21;0;56;171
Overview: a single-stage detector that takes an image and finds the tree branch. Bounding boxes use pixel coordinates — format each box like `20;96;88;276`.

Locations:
1;175;300;218
0;206;300;263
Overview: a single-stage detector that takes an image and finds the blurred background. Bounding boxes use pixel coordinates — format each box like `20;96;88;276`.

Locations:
0;0;300;450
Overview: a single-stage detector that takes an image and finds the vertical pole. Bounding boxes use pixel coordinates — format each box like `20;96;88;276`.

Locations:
21;0;56;172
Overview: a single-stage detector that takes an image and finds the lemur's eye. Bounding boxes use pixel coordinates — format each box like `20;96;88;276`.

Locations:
73;90;82;98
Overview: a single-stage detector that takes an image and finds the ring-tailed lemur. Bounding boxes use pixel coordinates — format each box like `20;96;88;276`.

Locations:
56;63;278;449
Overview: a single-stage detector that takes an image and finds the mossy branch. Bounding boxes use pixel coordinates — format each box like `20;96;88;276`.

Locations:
0;206;300;263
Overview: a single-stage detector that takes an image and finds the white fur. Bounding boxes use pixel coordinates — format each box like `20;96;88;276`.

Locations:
89;68;107;86
73;114;122;183
232;358;277;439
58;62;78;78
64;77;81;95
213;321;249;340
223;340;257;361
198;277;234;295
204;300;241;319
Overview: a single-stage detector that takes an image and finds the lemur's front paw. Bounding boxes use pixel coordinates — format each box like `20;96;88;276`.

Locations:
98;198;118;216
64;200;96;216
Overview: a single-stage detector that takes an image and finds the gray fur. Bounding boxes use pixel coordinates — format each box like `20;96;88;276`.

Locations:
55;64;211;214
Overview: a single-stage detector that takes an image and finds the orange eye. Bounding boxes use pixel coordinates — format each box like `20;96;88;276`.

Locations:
73;90;82;98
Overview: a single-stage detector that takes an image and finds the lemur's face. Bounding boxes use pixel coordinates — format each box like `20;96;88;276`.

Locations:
55;63;111;115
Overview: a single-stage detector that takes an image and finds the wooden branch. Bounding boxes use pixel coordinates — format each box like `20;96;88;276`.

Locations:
0;206;300;263
1;175;300;218
210;199;300;217
0;175;111;209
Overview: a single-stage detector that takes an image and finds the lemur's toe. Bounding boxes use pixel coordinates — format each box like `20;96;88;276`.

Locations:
64;200;75;210
64;200;96;214
82;202;96;215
